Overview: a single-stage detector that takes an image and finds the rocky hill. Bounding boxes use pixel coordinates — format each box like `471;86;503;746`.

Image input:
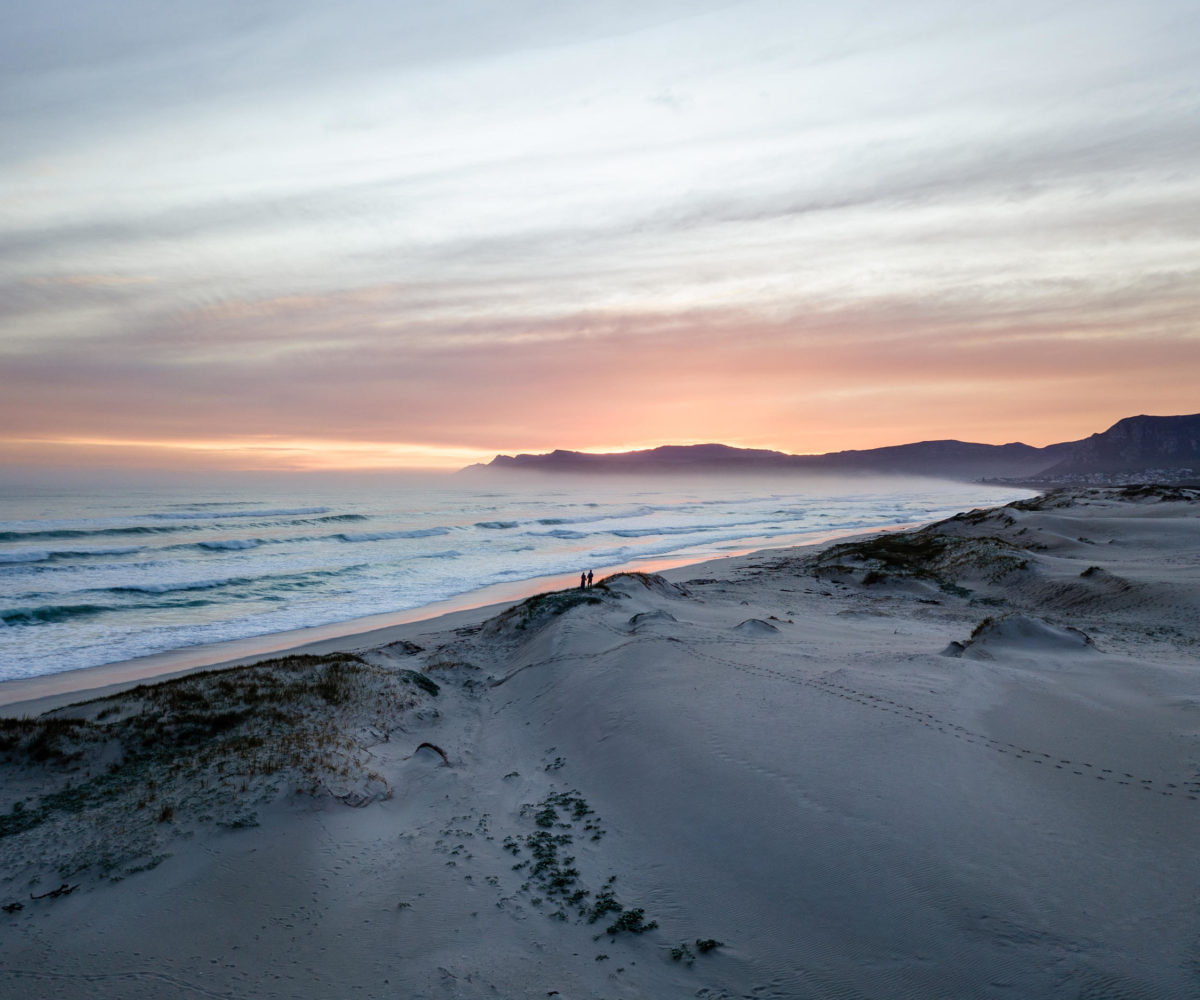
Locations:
469;413;1200;484
1031;414;1200;482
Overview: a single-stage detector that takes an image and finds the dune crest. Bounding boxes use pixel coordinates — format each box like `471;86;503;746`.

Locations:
956;613;1096;659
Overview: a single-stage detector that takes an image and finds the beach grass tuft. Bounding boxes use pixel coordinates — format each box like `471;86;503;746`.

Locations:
0;651;438;884
815;528;1028;586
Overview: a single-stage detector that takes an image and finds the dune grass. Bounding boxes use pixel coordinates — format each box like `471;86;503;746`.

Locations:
0;652;439;884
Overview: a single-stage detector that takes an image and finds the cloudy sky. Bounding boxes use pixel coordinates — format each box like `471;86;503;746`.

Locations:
2;0;1197;471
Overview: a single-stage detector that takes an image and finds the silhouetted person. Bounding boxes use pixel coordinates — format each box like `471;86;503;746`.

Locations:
580;572;587;590
587;570;593;588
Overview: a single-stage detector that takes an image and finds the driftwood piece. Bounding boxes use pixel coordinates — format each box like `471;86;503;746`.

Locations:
30;883;79;900
2;901;23;913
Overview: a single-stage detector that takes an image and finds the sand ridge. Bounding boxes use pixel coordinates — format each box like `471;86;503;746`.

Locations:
2;486;1199;998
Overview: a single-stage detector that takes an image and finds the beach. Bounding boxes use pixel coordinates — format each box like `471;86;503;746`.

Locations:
0;475;1032;683
2;485;1198;998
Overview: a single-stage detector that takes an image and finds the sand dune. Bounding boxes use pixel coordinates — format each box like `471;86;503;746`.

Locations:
2;487;1198;998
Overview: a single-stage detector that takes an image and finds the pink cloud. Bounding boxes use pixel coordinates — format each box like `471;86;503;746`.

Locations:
3;279;1196;468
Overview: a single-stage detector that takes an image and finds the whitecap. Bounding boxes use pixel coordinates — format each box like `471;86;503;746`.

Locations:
337;527;451;542
0;550;49;564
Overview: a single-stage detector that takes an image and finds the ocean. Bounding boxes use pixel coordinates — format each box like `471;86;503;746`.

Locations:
0;473;1034;683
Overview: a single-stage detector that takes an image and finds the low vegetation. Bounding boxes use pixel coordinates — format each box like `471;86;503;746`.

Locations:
0;652;438;884
504;789;657;934
487;584;613;634
670;938;724;964
814;527;1028;588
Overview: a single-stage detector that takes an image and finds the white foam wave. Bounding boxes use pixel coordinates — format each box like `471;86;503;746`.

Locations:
0;545;148;566
337;528;451;542
109;577;248;594
145;506;331;521
610;525;713;538
0;550;49;564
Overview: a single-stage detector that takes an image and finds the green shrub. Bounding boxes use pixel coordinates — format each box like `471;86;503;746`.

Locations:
587;878;622;924
670;942;694;963
606;907;657;936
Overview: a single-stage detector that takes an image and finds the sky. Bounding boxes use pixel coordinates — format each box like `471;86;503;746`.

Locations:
1;0;1198;472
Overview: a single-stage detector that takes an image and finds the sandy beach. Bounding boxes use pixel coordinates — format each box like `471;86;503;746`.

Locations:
2;485;1198;998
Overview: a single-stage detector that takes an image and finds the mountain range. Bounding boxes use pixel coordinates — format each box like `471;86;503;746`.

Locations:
466;413;1200;484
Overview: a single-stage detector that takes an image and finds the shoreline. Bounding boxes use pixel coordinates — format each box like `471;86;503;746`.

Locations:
0;522;912;717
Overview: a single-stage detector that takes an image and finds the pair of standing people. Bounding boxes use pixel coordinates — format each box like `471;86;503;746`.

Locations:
579;569;593;589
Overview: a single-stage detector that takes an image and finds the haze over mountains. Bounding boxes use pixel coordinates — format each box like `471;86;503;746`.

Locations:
470;413;1200;484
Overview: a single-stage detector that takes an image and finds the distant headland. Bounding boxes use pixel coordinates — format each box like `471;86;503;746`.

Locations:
464;413;1200;485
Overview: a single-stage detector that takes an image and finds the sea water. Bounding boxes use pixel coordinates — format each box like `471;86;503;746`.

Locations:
0;473;1034;681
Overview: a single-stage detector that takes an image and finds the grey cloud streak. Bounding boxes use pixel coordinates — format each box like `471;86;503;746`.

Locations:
6;87;1197;278
1;1;738;162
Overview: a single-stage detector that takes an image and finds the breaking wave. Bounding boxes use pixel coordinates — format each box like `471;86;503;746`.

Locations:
143;506;331;521
3;598;216;626
336;528;451;542
0;546;145;565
